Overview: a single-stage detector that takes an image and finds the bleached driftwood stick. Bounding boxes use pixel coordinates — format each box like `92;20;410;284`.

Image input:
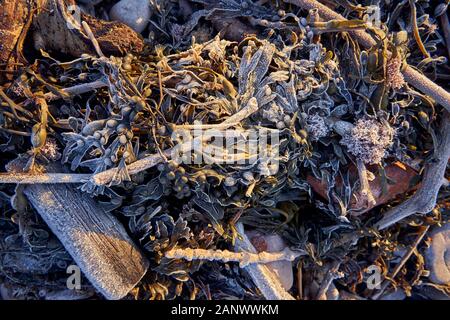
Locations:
5;160;149;300
0;172;91;184
234;223;295;300
165;246;302;268
285;0;450;112
376;113;450;229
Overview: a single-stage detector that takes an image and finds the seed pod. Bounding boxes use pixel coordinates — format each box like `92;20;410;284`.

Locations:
81;119;107;136
224;176;236;187
276;121;285;129
167;171;176;180
198;174;207;183
106;119;118;128
93;132;102;140
168;161;178;171
144;88;152;97
31;123;47;149
119;135;128;145
418;111;429;125
122;63;132;71
299;129;308;139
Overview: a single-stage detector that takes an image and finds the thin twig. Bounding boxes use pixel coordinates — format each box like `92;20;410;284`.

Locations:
165;247;303;268
81;21;105;58
234;222;295;300
356;159;377;207
44;80;107;101
91;152;168;186
285;0;450;112
372;225;430;299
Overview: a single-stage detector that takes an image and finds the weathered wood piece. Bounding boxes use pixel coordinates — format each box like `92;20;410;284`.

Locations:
5;160;149;300
33;0;144;57
0;0;144;67
376;112;450;229
23;183;149;300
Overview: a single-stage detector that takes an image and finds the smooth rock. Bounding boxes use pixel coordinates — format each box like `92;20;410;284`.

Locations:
425;222;450;285
109;0;151;33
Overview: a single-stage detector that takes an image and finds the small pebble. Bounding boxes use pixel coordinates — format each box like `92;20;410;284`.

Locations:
109;0;152;33
425;223;450;285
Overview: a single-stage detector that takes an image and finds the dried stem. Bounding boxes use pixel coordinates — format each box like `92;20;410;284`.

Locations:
372;225;430;299
356;159;377;207
285;0;450;112
376;112;450;229
315;261;343;300
408;0;430;58
44;80;107;101
165;247;302;268
234;222;295;300
91;152;168;186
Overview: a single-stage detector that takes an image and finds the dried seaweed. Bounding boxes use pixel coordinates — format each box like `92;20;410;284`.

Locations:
0;0;449;301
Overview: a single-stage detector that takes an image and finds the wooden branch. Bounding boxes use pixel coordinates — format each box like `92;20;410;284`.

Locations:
376;112;450;229
165;247;302;267
5;161;149;300
234;223;295;300
285;0;450;112
0;172;90;184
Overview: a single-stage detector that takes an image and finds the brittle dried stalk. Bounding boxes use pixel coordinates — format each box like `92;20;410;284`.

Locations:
356;159;377;207
376;112;450;229
165;246;302;268
234;222;295;300
285;0;450;112
372;225;430;299
44;80;107;101
408;0;430;59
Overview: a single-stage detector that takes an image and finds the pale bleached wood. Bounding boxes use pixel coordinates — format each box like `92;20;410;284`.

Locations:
23;182;149;299
4;159;149;300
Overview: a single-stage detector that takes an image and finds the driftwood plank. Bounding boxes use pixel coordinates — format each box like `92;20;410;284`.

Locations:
23;182;149;299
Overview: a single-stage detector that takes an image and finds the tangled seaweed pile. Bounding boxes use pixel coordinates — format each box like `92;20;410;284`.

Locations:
0;0;449;300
